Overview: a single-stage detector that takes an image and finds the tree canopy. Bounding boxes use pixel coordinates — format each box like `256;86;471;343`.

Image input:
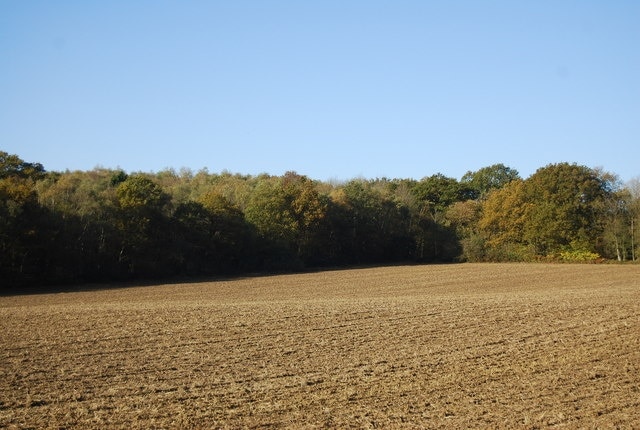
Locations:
1;151;638;289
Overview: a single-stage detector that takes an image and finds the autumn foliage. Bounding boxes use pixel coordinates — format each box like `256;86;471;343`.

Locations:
1;151;638;288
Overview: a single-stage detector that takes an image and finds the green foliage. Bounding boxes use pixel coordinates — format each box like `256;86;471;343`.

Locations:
0;152;50;286
110;170;128;186
0;151;636;289
459;234;487;262
0;151;45;180
412;174;472;214
116;175;169;213
477;163;615;261
445;201;483;261
112;176;171;276
325;179;416;263
245;177;298;243
521;163;610;255
171;198;252;274
484;242;536;262
461;164;520;199
244;172;329;269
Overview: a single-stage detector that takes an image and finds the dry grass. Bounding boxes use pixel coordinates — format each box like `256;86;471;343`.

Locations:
1;263;639;429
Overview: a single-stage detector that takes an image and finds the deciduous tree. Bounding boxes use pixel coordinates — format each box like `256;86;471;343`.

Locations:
115;175;171;276
461;164;520;199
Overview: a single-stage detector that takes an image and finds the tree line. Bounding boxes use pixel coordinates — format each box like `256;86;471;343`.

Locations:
1;150;638;289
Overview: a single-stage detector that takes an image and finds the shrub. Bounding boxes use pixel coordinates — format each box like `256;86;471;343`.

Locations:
557;249;601;263
485;242;536;262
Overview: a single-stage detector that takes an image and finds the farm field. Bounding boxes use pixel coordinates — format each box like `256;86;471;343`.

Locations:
1;263;639;429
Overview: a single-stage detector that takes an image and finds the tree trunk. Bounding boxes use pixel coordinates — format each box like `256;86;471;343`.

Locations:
632;217;636;262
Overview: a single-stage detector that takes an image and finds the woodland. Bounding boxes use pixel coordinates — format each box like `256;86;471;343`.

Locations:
1;150;638;289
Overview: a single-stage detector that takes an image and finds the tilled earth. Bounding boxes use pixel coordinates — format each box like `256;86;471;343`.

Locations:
1;263;639;428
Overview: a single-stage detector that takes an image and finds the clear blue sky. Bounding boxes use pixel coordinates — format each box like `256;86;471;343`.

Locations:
1;1;638;182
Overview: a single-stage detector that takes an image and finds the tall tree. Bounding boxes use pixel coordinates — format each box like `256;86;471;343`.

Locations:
409;175;467;261
0;151;45;180
621;177;640;261
477;179;531;260
115;175;171;276
0;152;47;287
281;172;328;263
601;189;632;261
327;180;415;263
328;180;385;263
461;164;520;199
199;191;254;272
244;173;327;268
445;200;483;261
523;163;612;255
478;163;614;260
412;174;470;217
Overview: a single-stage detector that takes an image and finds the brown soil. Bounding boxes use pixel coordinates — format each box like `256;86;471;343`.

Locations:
1;263;639;429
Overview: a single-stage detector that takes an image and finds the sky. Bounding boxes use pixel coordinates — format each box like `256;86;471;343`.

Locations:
1;1;638;183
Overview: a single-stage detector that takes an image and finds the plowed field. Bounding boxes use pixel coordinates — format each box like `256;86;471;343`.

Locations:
1;263;639;429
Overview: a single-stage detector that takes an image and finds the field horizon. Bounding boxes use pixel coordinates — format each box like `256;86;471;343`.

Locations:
1;263;639;428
